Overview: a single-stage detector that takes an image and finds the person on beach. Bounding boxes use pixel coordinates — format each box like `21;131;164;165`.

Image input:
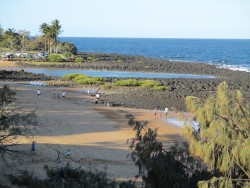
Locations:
165;107;169;117
37;89;41;98
53;89;56;97
154;108;157;119
62;91;65;98
95;93;100;104
31;141;36;155
66;149;72;158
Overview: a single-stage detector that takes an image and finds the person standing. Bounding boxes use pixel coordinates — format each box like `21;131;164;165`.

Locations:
95;93;100;104
165;107;169;117
37;89;41;99
31;141;36;155
66;149;72;158
62;91;65;98
53;89;56;97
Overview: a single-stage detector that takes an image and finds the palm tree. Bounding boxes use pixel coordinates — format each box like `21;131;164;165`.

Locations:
39;23;51;52
50;19;62;53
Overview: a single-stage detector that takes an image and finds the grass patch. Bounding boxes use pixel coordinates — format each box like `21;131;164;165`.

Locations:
153;85;170;91
138;80;161;88
114;79;139;86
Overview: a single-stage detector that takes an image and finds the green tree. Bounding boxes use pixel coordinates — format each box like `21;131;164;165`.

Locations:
184;82;250;187
39;19;62;53
4;28;21;51
0;24;4;47
18;30;30;51
58;42;77;54
50;19;62;53
39;22;51;52
128;117;212;187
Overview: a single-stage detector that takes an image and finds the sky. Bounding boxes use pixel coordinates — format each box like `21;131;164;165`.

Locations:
0;0;250;39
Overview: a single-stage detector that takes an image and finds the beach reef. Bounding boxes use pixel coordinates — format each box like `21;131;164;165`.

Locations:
10;53;250;111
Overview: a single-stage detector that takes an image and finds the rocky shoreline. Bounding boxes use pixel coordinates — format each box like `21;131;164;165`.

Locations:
6;53;250;111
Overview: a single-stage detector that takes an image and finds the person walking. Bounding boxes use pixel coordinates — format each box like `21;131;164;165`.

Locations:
53;89;56;97
95;93;100;104
165;107;169;117
66;149;72;158
62;91;65;98
37;89;41;99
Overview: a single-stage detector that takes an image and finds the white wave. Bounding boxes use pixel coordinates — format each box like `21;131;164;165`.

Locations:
217;64;250;72
28;81;47;86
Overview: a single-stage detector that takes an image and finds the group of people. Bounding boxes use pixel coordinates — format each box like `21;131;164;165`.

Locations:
36;89;67;99
154;107;169;119
31;141;72;159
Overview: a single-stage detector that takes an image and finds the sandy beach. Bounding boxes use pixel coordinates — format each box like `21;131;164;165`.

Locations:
0;81;184;183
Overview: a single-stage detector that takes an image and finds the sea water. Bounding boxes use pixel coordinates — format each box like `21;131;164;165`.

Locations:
60;37;250;72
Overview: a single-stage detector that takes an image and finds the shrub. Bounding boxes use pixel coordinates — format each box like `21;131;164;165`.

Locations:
114;79;139;86
116;59;123;63
73;74;88;82
48;54;64;62
63;52;73;60
139;80;161;88
153;86;169;91
62;73;81;80
75;57;83;63
74;77;105;85
102;82;112;89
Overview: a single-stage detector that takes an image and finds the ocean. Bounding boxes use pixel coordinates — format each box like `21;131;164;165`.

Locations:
60;37;250;72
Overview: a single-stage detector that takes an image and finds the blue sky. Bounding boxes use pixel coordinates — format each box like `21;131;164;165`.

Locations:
0;0;249;39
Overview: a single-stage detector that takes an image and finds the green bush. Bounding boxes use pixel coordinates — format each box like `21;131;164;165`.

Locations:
75;77;100;85
48;54;64;62
153;85;169;91
114;79;139;86
116;59;123;63
62;73;81;80
73;74;88;81
139;80;161;88
75;57;83;63
102;82;112;89
63;52;72;60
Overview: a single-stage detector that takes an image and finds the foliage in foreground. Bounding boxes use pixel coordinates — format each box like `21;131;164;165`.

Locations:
8;163;136;188
128;116;212;188
184;81;250;187
0;85;37;163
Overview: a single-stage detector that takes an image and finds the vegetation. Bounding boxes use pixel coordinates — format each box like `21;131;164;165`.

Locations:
114;79;139;86
63;73;106;85
9;163;136;188
48;54;64;62
128;116;212;188
184;82;250;187
0;85;37;163
138;80;161;88
0;20;76;55
152;85;169;91
75;57;83;63
39;19;62;53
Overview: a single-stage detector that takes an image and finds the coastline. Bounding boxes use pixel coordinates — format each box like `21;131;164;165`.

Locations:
1;58;250;111
0;82;184;182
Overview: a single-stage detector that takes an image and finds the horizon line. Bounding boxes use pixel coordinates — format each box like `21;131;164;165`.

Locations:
56;36;250;40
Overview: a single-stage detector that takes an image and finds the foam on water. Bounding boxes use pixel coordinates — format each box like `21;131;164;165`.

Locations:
165;117;200;131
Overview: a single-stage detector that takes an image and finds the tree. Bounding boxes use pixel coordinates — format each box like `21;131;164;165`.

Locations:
39;19;63;53
184;82;250;187
0;24;4;47
128;116;211;188
18;30;30;51
4;28;21;51
0;85;37;164
58;42;77;55
39;22;51;52
50;19;62;53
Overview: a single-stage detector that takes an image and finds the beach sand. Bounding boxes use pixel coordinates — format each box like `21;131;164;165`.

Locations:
0;82;186;184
